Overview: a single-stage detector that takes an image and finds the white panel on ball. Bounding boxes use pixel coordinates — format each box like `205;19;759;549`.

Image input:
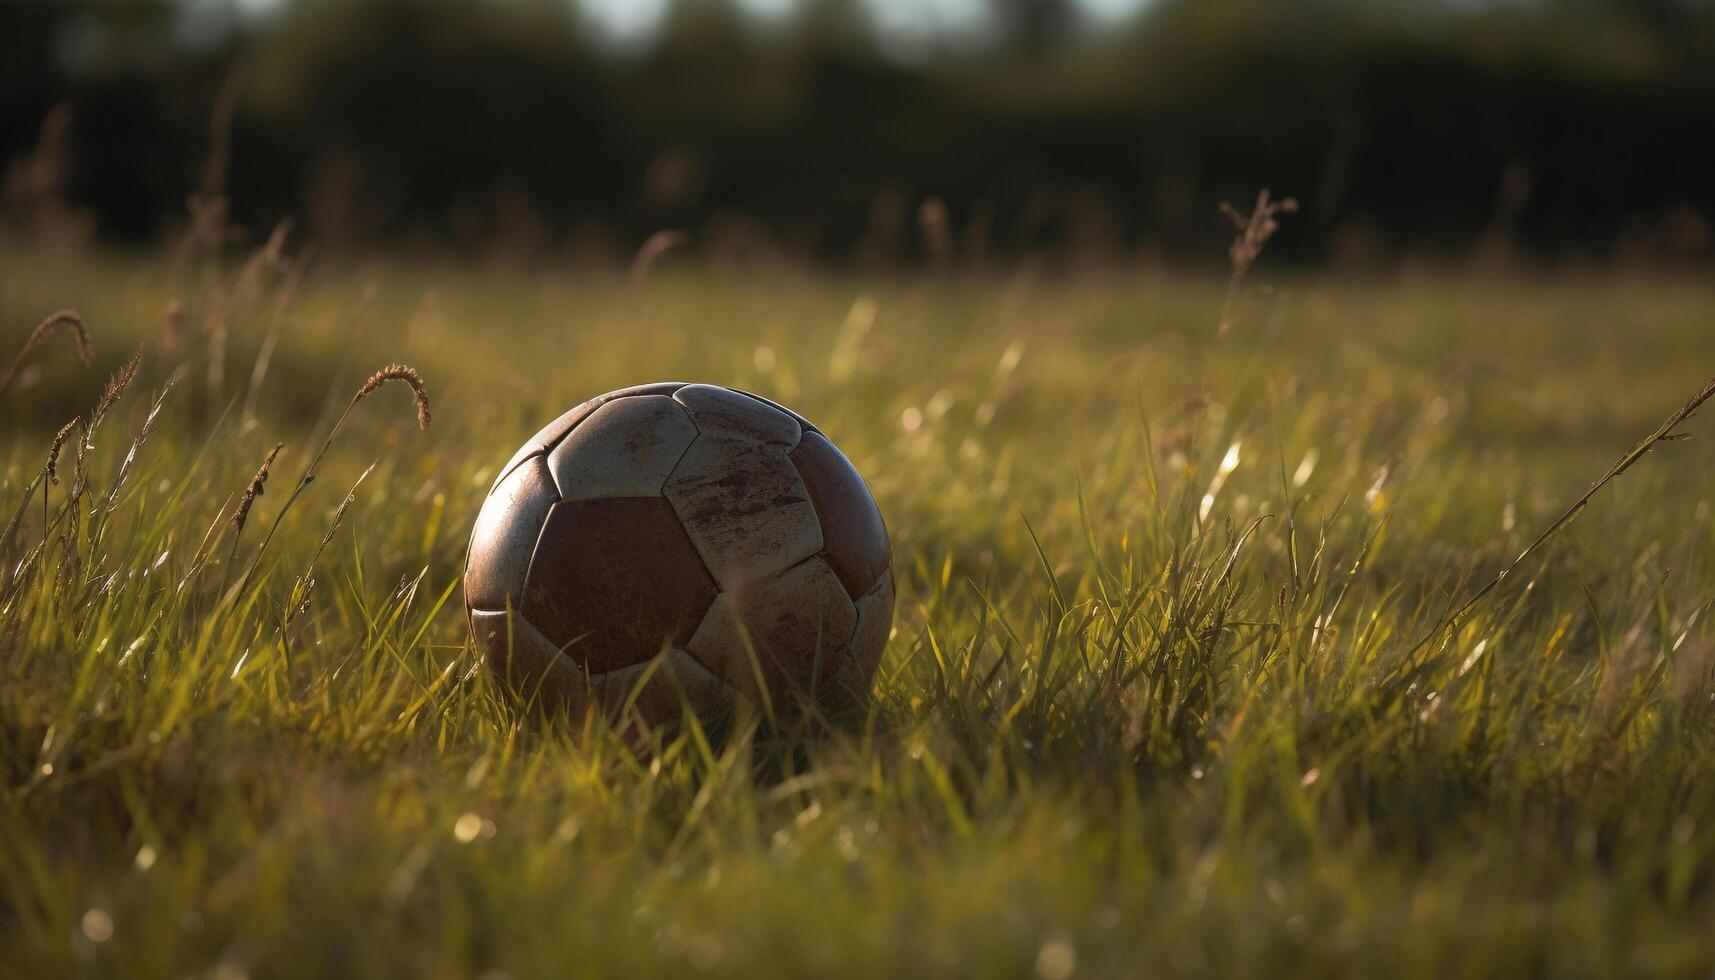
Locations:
673;384;802;448
468;608;586;707
833;569;894;701
465;457;559;611
592;649;738;726
664;436;823;590
547;395;700;501
686;556;857;702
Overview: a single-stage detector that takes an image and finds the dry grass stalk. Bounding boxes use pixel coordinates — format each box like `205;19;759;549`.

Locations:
918;197;955;271
1221;189;1298;276
1;104;96;248
181;68;248;258
632;230;688;285
356;364;431;430
289;578;315;625
242;246;313;425
1217;190;1298;338
233;443;285;532
1;414;75;565
0;309;93;400
90;386;170;546
284;462;376;639
46;417;80;485
208;218;294;397
162;298;187;355
174;491;236;598
234;367;429;597
1387;372;1715;686
1457;374;1715;623
91;344;144;433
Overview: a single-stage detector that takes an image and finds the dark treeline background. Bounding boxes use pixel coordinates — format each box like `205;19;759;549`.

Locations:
4;0;1714;267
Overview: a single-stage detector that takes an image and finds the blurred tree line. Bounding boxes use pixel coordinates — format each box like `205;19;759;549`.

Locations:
4;0;1713;266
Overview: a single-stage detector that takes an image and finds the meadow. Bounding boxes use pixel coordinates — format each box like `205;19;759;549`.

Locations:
3;243;1715;978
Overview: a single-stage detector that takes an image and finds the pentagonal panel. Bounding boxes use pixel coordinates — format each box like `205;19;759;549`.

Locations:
663;436;822;590
686;556;857;707
488;382;689;494
547;395;699;502
673;384;801;449
789;431;891;598
593;649;737;727
465;457;558;611
831;569;895;707
469;608;588;709
522;497;719;674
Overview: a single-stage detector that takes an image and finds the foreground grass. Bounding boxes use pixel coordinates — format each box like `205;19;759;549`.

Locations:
3;249;1715;978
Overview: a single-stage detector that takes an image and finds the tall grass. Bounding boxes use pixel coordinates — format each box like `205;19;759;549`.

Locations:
1;245;1714;977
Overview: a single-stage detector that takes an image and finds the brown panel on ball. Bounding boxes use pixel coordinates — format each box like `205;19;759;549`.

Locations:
465;456;559;611
489;382;690;494
469;608;589;709
522;497;719;674
686;556;858;709
788;431;891;598
673;384;802;449
547;395;699;502
663;436;823;590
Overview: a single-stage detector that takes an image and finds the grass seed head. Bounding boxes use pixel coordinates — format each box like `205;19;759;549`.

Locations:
631;230;688;285
1219;189;1299;278
0;309;95;400
355;364;431;429
1216;189;1298;338
92;344;145;428
46;417;80;485
24;309;95;367
233;443;284;532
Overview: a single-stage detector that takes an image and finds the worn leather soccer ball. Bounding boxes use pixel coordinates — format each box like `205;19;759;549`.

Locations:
465;383;893;726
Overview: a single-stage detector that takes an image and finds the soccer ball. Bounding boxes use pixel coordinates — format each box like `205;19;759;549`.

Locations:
464;383;893;726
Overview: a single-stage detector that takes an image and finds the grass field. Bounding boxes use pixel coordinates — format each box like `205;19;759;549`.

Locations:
4;247;1715;978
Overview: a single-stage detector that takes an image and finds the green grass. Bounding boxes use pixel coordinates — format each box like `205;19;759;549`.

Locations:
4;248;1715;978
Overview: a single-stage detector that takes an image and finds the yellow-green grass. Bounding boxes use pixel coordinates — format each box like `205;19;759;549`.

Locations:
3;248;1715;978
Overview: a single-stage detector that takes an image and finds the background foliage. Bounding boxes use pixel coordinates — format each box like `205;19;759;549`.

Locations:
4;0;1715;263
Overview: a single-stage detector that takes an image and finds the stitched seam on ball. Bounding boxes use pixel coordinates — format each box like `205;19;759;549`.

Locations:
728;386;805;452
733;386;819;440
487;449;544;499
657;432;724;589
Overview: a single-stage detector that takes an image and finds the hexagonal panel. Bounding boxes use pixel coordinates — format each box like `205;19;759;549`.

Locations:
686;556;857;707
521;497;719;674
488;382;689;494
663;435;823;591
547;395;699;502
789;431;891;598
673;384;802;449
465;456;558;611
